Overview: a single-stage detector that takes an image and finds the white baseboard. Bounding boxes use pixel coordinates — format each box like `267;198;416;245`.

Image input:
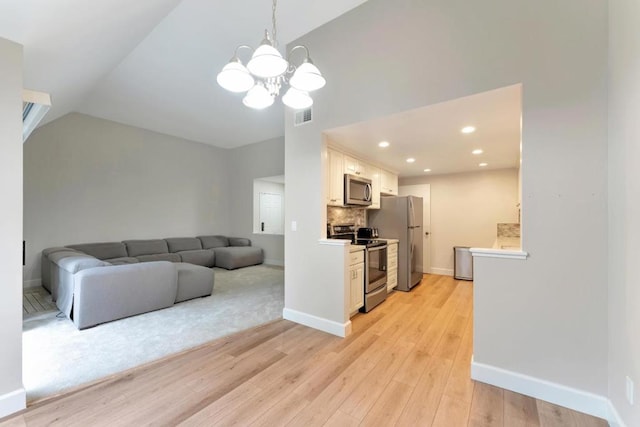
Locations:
264;259;284;267
0;388;26;419
283;308;351;337
606;399;627;427
23;278;42;289
471;358;622;425
430;267;453;276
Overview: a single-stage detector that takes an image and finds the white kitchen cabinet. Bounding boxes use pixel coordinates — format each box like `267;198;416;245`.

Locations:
367;166;381;210
326;149;344;206
344;155;365;176
349;248;365;315
380;169;398;195
387;242;398;292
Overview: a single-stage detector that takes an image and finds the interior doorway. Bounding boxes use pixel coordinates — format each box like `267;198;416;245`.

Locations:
399;184;431;274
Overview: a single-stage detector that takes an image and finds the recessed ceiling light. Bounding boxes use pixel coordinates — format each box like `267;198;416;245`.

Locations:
479;162;488;167
406;158;416;163
423;168;431;172
461;126;476;134
378;141;390;148
472;149;483;155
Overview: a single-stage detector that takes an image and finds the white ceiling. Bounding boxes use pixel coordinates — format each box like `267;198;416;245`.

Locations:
324;85;522;178
1;0;368;148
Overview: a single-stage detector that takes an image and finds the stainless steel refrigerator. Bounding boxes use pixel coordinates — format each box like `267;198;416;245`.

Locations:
368;195;423;291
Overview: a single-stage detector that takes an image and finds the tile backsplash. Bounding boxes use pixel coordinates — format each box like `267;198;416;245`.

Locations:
327;206;366;230
497;223;521;238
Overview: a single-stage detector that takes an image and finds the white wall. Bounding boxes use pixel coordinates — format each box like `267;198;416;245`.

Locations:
0;37;26;417
285;0;607;409
23;113;231;285
401;168;519;275
608;0;640;424
228;137;285;266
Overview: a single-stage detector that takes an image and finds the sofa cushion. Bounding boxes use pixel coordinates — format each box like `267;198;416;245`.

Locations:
105;257;139;265
136;253;181;263
123;239;169;257
165;237;203;253
56;256;111;274
66;242;127;260
72;261;177;329
228;237;251;247
41;247;80;291
178;249;215;267
214;247;263;270
198;235;229;249
175;263;214;303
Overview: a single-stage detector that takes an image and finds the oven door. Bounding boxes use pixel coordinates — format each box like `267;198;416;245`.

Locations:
365;245;387;293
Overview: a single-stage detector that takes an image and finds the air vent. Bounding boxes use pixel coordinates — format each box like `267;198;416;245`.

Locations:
294;107;312;126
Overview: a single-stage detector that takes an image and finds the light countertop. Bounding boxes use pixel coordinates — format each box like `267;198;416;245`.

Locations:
377;238;399;244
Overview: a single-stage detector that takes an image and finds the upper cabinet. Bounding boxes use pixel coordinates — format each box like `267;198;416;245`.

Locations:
380;169;398;195
343;155;365;176
327;149;344;206
326;146;397;208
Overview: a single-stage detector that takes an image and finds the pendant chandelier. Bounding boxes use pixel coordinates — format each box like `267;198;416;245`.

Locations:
216;0;326;110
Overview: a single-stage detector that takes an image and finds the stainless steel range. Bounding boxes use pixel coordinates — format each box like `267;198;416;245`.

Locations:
328;224;388;312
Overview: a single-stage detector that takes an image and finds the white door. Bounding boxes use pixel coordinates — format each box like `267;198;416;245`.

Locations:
259;192;283;234
398;184;431;274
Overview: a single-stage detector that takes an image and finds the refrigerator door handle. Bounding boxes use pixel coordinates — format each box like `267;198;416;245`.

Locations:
408;197;414;227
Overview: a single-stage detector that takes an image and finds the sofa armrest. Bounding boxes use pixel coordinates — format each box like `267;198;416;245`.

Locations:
73;261;177;329
228;237;251;247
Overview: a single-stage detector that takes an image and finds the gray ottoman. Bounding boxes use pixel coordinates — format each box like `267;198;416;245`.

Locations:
175;263;214;303
214;247;264;270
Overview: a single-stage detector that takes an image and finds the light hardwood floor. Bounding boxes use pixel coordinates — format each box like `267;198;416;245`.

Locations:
3;274;608;426
22;288;56;315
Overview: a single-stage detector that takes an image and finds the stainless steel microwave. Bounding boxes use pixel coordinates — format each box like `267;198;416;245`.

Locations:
344;174;372;206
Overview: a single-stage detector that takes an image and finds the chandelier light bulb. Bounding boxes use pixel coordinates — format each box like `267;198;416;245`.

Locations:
282;87;313;109
216;59;255;93
247;41;288;78
242;84;274;109
290;61;326;92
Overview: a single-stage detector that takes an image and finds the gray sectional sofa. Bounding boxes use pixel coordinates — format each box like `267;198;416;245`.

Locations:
42;236;263;329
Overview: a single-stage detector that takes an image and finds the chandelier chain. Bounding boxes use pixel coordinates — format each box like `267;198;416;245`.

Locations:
272;0;277;47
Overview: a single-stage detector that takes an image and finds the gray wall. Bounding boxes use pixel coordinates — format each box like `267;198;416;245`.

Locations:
285;0;607;401
608;0;640;424
23;113;231;284
228;137;285;266
0;37;25;416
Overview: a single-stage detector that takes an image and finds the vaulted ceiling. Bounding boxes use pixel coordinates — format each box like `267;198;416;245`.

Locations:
0;0;368;148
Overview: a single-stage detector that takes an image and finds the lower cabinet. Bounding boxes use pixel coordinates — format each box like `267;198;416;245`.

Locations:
349;249;365;315
387;242;398;292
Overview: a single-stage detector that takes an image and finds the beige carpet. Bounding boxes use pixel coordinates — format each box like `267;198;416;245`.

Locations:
23;264;284;402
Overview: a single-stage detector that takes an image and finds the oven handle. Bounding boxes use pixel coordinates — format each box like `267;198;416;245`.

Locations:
367;245;387;252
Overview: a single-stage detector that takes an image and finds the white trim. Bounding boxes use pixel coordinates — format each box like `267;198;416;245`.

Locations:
430;267;453;276
318;238;349;246
23;278;42;289
471;359;618;424
0;388;26;419
469;247;528;260
283;308;351;337
606;399;627;427
263;259;284;267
